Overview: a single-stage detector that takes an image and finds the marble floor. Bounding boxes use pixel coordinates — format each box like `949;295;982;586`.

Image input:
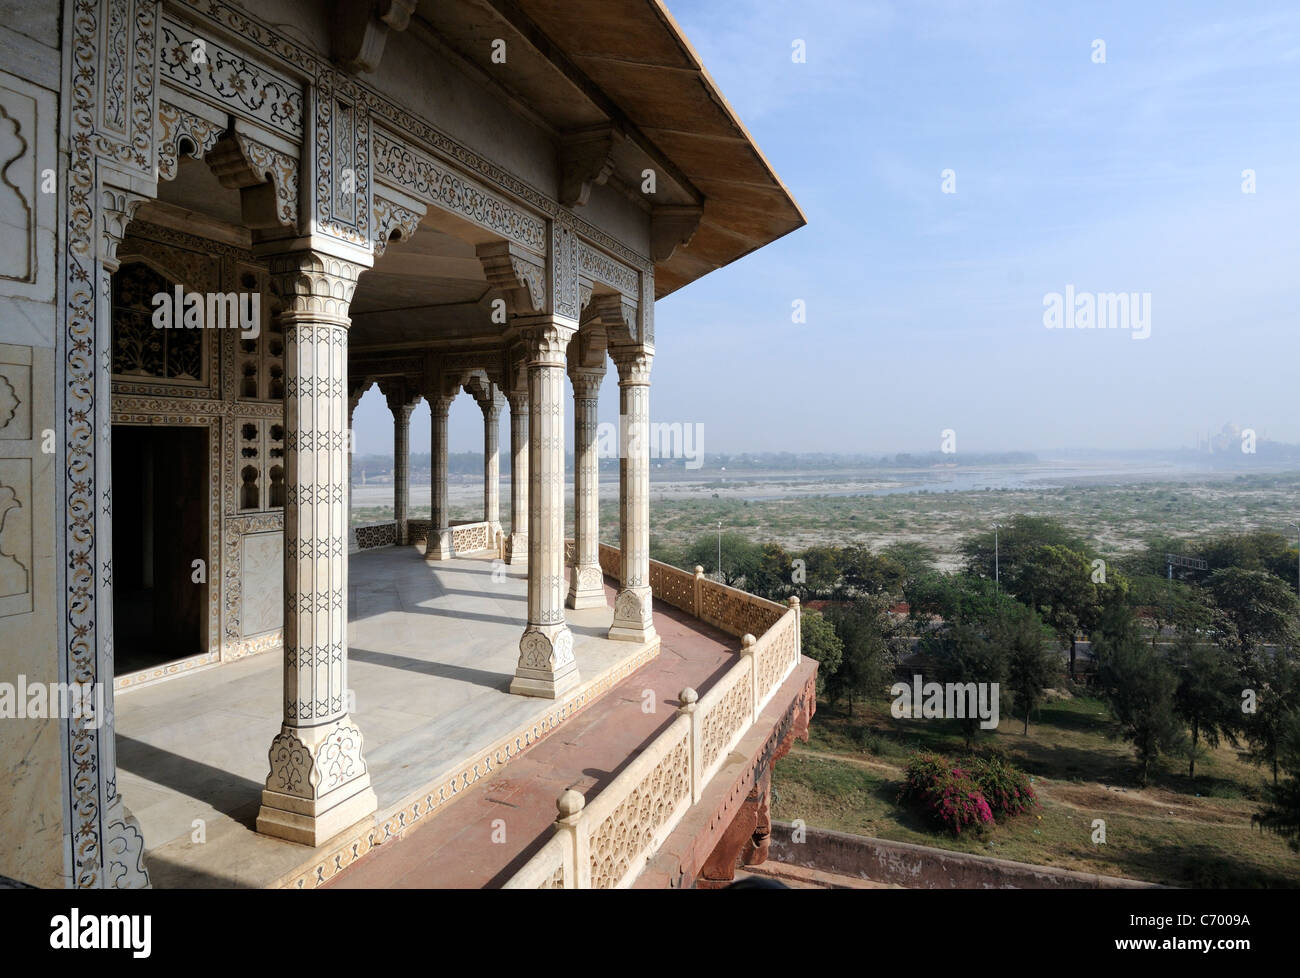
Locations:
113;545;654;888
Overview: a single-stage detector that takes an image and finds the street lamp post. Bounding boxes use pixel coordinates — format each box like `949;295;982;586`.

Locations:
993;522;1002;595
1290;521;1300;611
717;521;722;583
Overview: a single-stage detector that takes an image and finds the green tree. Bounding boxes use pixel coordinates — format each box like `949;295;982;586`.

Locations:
1094;630;1184;786
905;571;1000;629
925;620;1008;749
687;531;761;588
799;609;843;699
840;546;905;597
1254;714;1300;851
1126;573;1216;648
1001;603;1057;734
1205;567;1299;654
962;514;1089;586
1170;637;1239;779
1016;544;1099;679
1241;650;1300;785
749;542;793;600
797;545;843;598
826;595;905;713
880;541;936;583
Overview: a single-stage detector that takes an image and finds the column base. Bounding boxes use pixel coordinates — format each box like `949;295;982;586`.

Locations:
256;718;378;847
511;623;580;699
608;585;656;643
567;563;607;610
103;797;151;889
507;531;528;565
424;528;453;561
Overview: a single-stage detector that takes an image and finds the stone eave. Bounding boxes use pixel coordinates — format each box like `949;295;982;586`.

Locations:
415;0;807;298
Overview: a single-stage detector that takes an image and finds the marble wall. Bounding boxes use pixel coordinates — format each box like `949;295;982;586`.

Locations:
0;5;65;887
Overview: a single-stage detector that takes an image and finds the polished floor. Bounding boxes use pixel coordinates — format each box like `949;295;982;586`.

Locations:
114;545;657;887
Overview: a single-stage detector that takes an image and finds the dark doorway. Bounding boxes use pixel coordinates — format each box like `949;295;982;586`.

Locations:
112;425;209;675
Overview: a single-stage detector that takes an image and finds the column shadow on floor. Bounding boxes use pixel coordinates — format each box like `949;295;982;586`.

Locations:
116;734;263;826
349;645;513;690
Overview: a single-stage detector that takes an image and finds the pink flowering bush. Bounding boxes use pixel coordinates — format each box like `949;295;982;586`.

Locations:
898;752;994;836
963;752;1038;819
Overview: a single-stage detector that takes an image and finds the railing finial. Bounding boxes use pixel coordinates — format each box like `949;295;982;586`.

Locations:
557;788;585;819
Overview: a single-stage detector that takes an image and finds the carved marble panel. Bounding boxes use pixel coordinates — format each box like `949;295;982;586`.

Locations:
0;69;56;304
157;15;304;139
241;530;283;636
0;457;31;617
0;347;31;441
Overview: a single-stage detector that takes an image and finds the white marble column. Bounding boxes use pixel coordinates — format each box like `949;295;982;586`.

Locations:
425;391;453;560
257;250;377;846
567;366;606;609
608;346;656;643
388;394;416;546
482;394;502;538
511;318;579;698
507;389;529;566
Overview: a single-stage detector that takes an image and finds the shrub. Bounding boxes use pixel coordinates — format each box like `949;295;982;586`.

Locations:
898;752;993;836
963;752;1038;819
898;752;949;808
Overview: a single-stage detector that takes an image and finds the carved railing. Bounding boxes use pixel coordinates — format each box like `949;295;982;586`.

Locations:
398;518;496;556
351;521;397;551
450;520;492;555
589;542;784;638
504;545;802;889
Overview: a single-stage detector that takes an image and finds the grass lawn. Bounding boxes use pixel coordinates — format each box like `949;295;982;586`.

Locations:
772;694;1300;887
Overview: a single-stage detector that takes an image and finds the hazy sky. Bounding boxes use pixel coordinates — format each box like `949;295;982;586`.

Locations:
354;0;1300;458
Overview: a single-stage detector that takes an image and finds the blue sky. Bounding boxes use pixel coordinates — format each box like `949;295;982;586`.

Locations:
354;0;1300;457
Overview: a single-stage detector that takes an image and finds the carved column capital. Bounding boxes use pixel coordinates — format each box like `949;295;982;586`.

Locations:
516;316;575;368
568;366;604;400
378;375;420;419
98;186;149;271
265;250;366;325
610;345;653;386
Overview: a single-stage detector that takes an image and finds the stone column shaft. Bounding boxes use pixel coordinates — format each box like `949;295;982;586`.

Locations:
483;399;502;536
568;367;606;609
257;250;376;846
507;390;529;565
511;319;579;698
392;401;415;545
609;346;656;643
425;395;452;560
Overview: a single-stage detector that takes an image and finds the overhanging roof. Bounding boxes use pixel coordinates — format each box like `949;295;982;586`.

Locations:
412;0;807;298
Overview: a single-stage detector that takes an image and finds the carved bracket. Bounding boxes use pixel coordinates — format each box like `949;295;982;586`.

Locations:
156;102;225;183
331;0;417;74
373;190;426;256
650;205;703;263
592;292;641;348
477;241;546;316
207;132;299;229
558;125;623;208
